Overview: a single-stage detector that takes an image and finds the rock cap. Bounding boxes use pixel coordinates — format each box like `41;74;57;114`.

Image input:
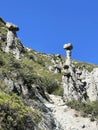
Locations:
63;43;73;50
6;22;19;31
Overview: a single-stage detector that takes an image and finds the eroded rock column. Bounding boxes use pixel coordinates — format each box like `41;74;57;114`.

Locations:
63;43;73;66
5;22;19;52
62;43;88;102
5;22;24;59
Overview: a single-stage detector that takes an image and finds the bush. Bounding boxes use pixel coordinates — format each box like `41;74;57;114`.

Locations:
41;78;59;94
0;93;41;130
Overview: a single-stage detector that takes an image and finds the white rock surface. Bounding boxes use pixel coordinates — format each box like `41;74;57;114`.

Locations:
83;68;98;101
45;95;98;130
63;43;73;66
62;43;98;102
5;22;24;59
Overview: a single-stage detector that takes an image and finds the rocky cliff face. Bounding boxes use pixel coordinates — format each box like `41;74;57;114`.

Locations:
0;17;98;130
0;18;25;59
62;43;98;102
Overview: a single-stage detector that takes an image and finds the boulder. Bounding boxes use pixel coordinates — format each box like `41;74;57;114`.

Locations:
63;43;73;50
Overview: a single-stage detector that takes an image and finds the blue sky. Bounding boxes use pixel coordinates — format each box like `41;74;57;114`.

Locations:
0;0;98;64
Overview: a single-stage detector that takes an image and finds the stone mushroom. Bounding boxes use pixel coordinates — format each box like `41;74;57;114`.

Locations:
63;43;73;66
5;22;19;53
5;22;21;59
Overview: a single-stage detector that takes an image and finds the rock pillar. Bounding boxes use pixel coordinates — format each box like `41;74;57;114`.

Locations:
5;22;24;59
62;43;88;102
5;22;19;52
63;43;73;66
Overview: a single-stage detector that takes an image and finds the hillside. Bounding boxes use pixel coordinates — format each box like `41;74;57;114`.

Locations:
0;17;98;130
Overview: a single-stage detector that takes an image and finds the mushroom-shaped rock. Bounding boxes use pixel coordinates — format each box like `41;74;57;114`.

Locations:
63;43;73;66
6;22;19;31
63;43;73;50
5;22;23;59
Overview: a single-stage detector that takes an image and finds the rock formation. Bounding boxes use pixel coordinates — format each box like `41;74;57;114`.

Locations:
49;54;63;73
62;43;98;102
0;18;98;130
82;68;98;101
62;43;87;102
63;43;73;66
5;22;24;59
62;66;88;102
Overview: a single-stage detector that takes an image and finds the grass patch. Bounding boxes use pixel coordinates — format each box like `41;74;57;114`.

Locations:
73;61;98;72
67;100;98;121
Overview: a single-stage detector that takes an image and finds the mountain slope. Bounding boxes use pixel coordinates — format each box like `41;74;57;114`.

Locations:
45;95;98;130
0;17;98;130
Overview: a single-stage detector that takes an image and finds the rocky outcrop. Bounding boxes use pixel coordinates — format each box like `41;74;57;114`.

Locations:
83;68;98;101
48;54;63;73
0;18;26;58
4;22;25;59
0;75;59;130
62;65;88;102
62;43;98;102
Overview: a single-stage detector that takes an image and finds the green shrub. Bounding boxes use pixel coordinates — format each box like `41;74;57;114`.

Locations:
53;85;63;96
0;93;41;130
0;80;8;92
40;77;58;94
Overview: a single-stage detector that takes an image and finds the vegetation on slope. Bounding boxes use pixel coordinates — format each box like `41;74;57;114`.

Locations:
0;49;63;96
73;60;98;72
67;100;98;121
0;18;7;51
0;92;41;130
